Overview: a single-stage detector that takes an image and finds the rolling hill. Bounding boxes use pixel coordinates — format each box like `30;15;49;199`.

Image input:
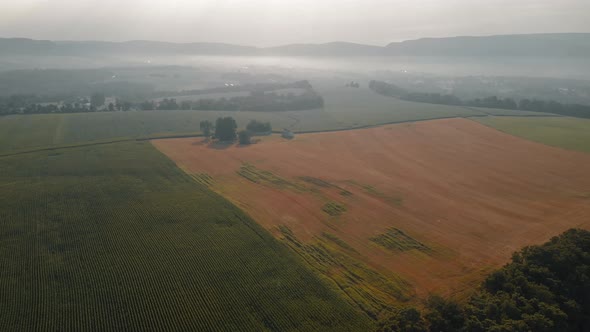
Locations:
2;33;590;57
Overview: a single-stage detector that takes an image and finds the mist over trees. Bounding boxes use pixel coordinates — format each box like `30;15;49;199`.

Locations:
246;120;272;134
148;91;323;112
369;80;590;119
0;79;324;115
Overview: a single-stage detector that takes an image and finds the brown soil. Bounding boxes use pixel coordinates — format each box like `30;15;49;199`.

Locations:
153;118;590;300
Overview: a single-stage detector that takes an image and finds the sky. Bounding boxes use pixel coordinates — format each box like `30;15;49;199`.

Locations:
1;0;589;46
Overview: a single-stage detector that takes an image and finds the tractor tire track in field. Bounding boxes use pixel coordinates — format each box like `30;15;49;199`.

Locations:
154;117;590;306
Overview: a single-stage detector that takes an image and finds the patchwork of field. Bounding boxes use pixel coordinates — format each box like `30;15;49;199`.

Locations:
0;141;370;331
154;118;590;317
476;116;590;153
0;83;550;155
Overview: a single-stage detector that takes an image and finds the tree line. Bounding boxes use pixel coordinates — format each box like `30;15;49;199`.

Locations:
1;91;324;115
376;228;590;332
0;80;322;116
0;93;133;115
369;80;590;119
149;90;324;112
158;80;314;98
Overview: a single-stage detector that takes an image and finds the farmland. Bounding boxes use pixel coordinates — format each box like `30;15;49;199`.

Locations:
0;81;550;155
0;141;370;331
0;110;287;155
154;118;590;317
1;74;582;327
475;116;590;153
314;81;548;125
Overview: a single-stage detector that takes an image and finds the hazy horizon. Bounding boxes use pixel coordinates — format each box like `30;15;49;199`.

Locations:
1;0;590;46
4;32;590;48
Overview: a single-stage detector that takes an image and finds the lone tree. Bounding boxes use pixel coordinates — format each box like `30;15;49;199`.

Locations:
238;130;252;145
199;120;214;139
214;117;237;142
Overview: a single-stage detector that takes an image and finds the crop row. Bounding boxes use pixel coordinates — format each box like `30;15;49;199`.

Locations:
0;142;370;331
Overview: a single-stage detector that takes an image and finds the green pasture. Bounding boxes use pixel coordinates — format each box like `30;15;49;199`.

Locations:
475;116;590;153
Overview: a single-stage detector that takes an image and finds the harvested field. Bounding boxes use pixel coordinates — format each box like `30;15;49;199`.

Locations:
154;118;590;314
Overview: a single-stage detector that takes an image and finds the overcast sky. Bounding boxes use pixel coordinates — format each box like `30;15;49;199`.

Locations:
1;0;589;46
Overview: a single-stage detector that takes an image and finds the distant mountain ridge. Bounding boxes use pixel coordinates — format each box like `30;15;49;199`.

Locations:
1;33;589;57
385;33;590;56
263;42;383;56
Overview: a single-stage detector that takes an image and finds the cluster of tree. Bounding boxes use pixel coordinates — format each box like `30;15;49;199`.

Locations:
369;80;408;97
0;94;63;115
199;117;271;145
369;80;590;119
402;92;463;106
1;89;324;115
0;80;319;116
236;120;273;145
214;117;237;142
141;90;324;112
376;228;590;332
0;92;138;115
466;96;518;109
246;120;272;133
345;81;361;88
1;102;75;115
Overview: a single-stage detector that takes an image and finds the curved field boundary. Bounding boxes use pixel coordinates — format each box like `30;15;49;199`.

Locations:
0;113;561;159
473;116;590;154
0;133;205;159
285;113;560;135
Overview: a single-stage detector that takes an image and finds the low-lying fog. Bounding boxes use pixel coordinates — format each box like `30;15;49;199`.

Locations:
2;55;590;80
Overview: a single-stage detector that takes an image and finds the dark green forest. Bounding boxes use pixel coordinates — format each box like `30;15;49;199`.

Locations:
377;228;590;332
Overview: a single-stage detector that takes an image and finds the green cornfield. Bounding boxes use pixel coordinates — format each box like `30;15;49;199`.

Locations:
0;141;371;331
